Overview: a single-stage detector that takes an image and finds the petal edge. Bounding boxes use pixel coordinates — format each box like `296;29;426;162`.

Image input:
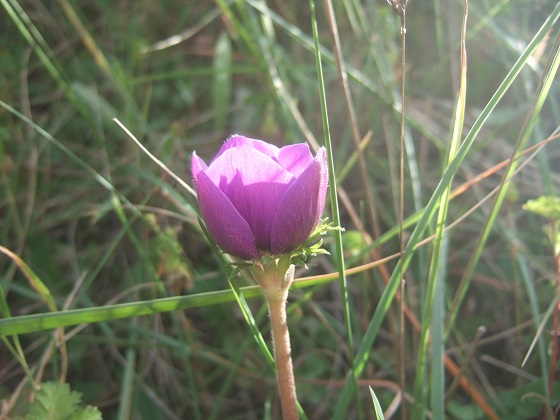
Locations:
196;170;259;260
270;148;328;254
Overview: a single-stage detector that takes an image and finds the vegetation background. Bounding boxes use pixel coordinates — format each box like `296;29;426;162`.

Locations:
1;0;560;418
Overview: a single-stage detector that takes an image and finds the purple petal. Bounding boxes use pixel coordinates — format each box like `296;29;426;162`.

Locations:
314;148;329;222
213;134;279;162
196;170;259;260
191;152;208;185
270;147;328;254
276;143;314;177
206;146;294;250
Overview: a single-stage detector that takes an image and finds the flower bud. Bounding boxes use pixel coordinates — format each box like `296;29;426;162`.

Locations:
192;135;328;260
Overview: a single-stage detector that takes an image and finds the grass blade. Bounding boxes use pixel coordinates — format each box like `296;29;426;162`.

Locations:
309;0;359;414
369;386;385;420
213;32;232;132
334;3;560;415
412;2;468;417
446;13;560;338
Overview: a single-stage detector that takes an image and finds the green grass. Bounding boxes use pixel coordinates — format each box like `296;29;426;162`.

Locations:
1;0;560;418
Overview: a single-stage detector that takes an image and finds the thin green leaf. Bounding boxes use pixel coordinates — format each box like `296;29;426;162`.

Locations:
369;386;385;420
117;348;136;420
0;245;57;312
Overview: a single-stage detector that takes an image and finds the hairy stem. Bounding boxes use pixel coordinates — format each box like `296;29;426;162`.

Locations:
264;288;299;420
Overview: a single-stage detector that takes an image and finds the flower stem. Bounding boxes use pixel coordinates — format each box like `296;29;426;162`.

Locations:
263;287;299;420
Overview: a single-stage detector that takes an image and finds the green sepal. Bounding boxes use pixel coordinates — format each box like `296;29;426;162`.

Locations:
227;218;342;271
288;218;344;268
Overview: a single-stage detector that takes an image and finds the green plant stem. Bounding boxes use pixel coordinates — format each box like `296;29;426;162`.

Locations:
263;287;299;420
397;7;407;418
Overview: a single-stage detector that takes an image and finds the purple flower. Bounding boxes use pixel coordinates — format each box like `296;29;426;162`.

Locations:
191;135;328;260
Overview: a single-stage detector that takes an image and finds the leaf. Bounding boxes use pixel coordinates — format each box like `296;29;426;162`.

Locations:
28;382;81;419
369;387;385;420
69;405;102;420
523;196;560;220
523;196;560;255
446;400;484;420
25;382;102;420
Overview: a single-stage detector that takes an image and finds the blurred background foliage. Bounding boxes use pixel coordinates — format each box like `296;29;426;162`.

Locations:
1;0;560;418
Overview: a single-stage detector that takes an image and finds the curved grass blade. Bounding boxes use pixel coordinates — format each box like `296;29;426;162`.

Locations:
0;286;258;336
369;386;385;420
0;246;57;312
